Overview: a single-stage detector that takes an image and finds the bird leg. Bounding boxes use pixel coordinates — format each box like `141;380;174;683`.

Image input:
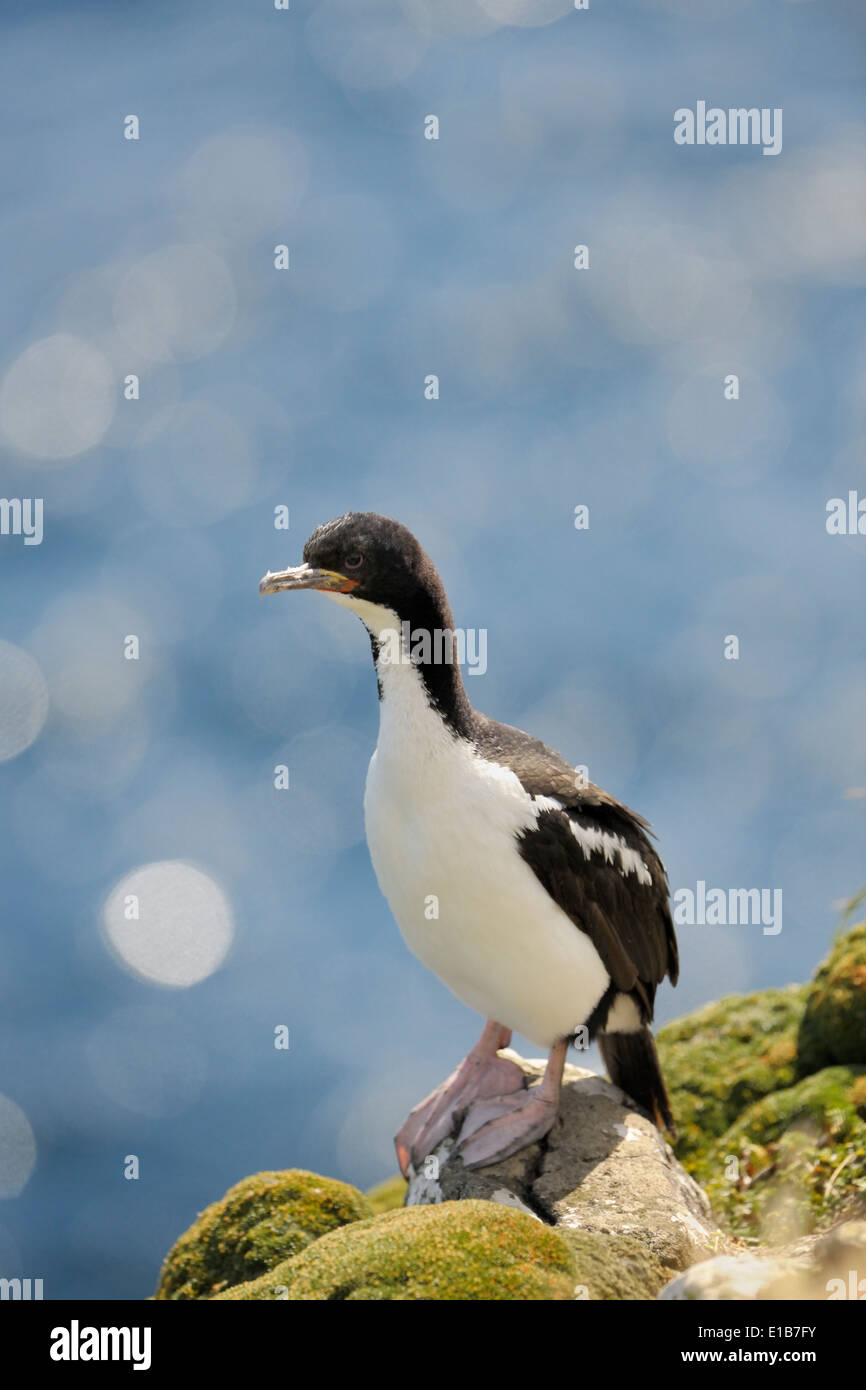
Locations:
395;1020;526;1177
454;1037;568;1170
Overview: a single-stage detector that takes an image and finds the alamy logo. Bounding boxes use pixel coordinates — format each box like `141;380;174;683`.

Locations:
674;102;782;157
673;880;782;936
0;497;43;545
826;491;866;535
0;1277;43;1299
826;1270;866;1299
50;1321;151;1371
377;622;488;676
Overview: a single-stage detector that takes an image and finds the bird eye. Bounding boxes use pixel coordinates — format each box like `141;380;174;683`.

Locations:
343;553;364;570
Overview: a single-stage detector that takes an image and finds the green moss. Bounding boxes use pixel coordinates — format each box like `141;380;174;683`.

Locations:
213;1200;578;1301
657;985;807;1169
364;1173;407;1215
849;1074;866;1118
798;924;866;1074
155;1170;373;1300
701;1067;866;1241
559;1230;674;1300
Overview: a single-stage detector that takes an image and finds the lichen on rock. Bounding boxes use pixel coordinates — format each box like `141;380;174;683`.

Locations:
797;922;866;1074
700;1065;866;1241
212;1200;578;1301
155;1169;373;1300
653;923;866;1247
560;1229;675;1300
364;1173;407;1215
656;985;806;1169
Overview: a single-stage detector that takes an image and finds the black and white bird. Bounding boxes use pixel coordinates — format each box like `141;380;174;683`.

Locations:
260;513;679;1173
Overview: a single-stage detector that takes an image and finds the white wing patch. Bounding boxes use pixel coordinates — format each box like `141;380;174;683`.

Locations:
542;798;653;887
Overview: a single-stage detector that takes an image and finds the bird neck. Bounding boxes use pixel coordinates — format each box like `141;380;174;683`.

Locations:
327;588;475;738
371;620;474;740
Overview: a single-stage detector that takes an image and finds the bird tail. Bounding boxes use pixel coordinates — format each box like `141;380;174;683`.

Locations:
598;1028;677;1138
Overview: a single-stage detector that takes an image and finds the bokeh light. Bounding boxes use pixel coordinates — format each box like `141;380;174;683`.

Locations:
178;130;308;242
666;368;790;479
478;0;574;26
114;245;236;363
0;1096;37;1198
425;0;501;37
720;130;866;286
28;594;155;730
102;861;234;989
0;334;115;462
0;642;49;762
306;0;431;91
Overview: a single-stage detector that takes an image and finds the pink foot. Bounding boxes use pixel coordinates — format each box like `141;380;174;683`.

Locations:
454;1037;569;1170
455;1088;558;1169
395;1022;525;1177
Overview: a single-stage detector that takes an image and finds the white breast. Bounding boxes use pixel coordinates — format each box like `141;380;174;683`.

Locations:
360;650;611;1049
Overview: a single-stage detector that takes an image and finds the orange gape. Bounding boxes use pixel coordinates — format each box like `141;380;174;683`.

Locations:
318;577;359;594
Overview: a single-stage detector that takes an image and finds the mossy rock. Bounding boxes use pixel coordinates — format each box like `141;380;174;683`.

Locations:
155;1170;373;1300
657;985;807;1169
798;924;866;1074
364;1173;407;1215
559;1230;675;1300
213;1200;578;1301
701;1066;866;1241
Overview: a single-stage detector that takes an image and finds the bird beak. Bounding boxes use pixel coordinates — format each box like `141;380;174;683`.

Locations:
259;563;359;597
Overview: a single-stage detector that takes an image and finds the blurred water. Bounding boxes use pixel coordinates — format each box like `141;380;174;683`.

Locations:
0;0;864;1299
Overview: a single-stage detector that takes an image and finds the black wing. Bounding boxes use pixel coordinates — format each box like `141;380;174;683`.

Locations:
471;713;679;1024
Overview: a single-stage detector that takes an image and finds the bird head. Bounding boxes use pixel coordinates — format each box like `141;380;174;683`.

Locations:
259;511;449;635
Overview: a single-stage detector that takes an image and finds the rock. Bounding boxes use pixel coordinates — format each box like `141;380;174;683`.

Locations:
212;1200;578;1301
811;1219;866;1298
659;1219;866;1300
153;921;866;1301
364;1173;407;1214
701;1065;866;1241
659;1253;808;1301
656;986;806;1169
798;923;866;1074
155;1170;373;1300
560;1230;674;1300
405;1052;727;1275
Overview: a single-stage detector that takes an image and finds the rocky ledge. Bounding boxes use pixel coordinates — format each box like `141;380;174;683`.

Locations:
154;923;866;1300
